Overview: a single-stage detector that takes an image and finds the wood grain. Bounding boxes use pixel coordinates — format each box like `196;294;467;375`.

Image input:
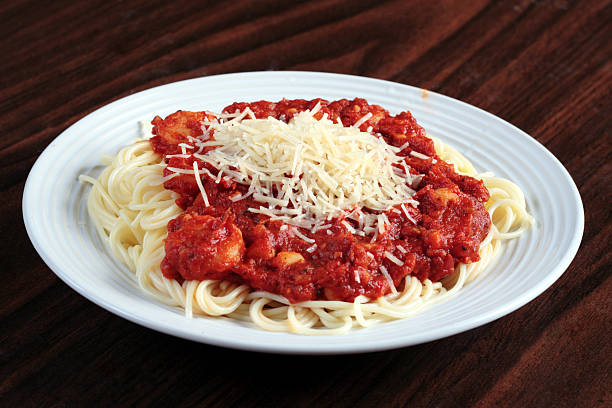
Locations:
1;1;610;407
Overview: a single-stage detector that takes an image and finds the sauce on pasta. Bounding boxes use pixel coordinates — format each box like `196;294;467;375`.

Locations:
150;99;491;303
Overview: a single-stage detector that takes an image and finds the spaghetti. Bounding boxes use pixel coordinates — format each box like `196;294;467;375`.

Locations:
80;102;533;335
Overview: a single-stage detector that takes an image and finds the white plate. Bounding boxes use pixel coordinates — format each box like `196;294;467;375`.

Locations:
23;72;583;354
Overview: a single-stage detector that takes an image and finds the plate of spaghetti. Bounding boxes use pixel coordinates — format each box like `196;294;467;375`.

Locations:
23;72;583;354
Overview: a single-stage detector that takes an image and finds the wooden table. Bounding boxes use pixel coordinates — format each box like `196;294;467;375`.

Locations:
2;1;610;406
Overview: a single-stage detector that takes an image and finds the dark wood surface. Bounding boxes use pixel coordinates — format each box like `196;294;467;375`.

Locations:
2;1;610;406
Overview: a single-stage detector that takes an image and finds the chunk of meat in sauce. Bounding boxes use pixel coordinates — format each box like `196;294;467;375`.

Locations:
378;111;435;156
151;110;214;155
162;212;245;282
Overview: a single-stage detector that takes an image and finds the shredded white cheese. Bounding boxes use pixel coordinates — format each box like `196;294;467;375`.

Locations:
379;265;398;295
410;150;437;163
192;162;209;206
353;112;372;129
400;203;417;225
384;251;404;266
293;227;316;244
180;107;422;239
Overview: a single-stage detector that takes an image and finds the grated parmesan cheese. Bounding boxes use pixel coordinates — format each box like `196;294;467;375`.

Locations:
410;150;437;163
353;112;372;128
192;162;209;206
379;265;398;295
400;203;417;225
293;227;316;244
384;251;404;266
185;107;423;239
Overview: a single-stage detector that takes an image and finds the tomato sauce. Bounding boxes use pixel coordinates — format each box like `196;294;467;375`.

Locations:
150;98;491;303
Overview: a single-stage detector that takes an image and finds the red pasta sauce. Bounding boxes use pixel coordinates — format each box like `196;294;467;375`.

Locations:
150;98;491;303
